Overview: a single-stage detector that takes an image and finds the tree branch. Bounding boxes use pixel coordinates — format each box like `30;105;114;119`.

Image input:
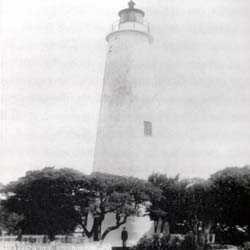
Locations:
81;223;93;238
100;214;128;241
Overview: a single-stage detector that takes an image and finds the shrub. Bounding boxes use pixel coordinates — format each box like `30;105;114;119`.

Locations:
242;242;250;250
133;234;182;250
179;235;196;250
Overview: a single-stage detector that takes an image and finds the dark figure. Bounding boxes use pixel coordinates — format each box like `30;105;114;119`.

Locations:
121;227;128;248
15;229;22;241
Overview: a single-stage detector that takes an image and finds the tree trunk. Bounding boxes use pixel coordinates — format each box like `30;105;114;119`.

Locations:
203;222;213;247
93;218;102;241
154;219;159;233
48;232;55;242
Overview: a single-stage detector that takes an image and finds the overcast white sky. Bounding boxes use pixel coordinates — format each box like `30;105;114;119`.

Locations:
0;0;250;184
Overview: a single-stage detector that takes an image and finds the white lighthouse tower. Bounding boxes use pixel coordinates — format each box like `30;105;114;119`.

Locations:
94;1;158;179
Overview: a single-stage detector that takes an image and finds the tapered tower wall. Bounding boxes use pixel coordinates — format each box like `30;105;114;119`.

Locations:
93;3;157;245
94;28;157;178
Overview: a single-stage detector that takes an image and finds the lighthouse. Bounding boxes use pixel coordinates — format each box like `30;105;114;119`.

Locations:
94;1;158;179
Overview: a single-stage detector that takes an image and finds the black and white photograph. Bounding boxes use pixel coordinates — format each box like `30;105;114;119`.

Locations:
0;0;250;249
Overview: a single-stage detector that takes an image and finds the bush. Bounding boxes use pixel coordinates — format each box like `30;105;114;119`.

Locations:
133;234;182;250
242;242;250;250
179;235;196;250
133;233;202;250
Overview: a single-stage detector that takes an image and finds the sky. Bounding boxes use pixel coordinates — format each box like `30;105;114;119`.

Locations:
0;0;250;184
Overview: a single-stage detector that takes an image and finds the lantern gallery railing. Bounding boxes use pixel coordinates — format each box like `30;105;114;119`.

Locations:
111;20;150;33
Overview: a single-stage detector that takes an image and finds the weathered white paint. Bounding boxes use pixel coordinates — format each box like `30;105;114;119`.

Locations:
93;3;159;179
93;2;157;246
99;211;154;246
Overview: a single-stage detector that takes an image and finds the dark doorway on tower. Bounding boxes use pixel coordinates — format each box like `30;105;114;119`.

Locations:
144;121;152;136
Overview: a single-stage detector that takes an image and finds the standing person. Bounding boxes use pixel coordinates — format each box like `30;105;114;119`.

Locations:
121;227;128;248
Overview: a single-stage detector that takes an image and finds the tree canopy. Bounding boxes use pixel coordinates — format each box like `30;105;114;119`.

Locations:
1;167;84;240
75;172;160;241
1;165;250;246
209;166;250;228
148;166;250;246
0;168;159;242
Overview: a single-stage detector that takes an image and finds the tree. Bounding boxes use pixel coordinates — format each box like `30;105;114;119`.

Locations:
1;167;84;240
148;173;188;234
0;209;24;235
0;168;159;242
75;172;160;242
148;173;214;250
148;167;250;247
209;166;250;227
182;179;215;249
209;166;250;245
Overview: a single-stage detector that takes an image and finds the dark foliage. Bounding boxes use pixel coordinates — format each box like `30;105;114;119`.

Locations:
0;169;159;242
1;165;250;246
148;166;250;246
132;234;182;250
77;172;160;241
1;167;84;240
